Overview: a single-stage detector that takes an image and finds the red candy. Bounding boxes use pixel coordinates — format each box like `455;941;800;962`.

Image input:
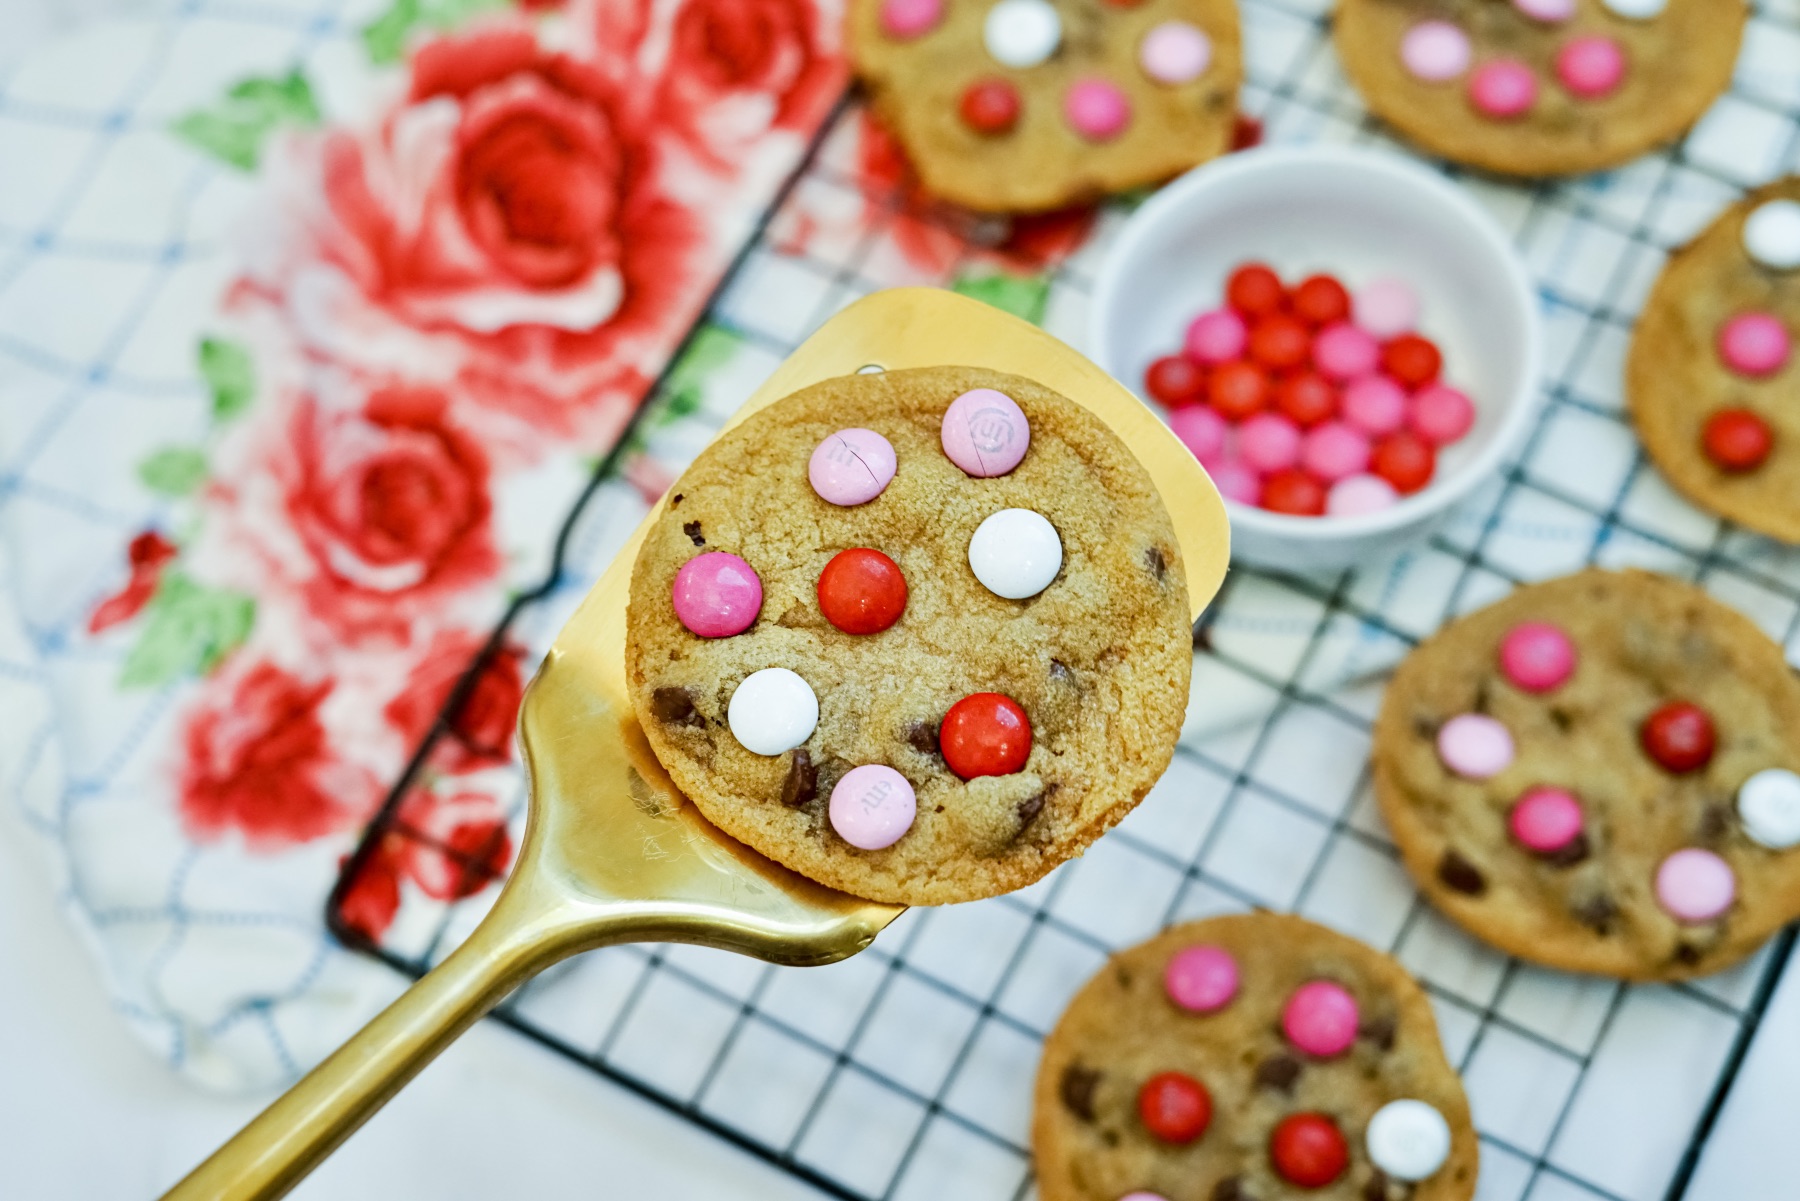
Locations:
1227;263;1286;318
1270;1113;1349;1188
1372;431;1435;494
1702;409;1773;473
1641;701;1716;774
1261;469;1327;516
1382;334;1443;388
1291;275;1351;326
1275;372;1338;428
817;548;907;635
1145;354;1206;406
960;79;1021;135
1208;360;1269;421
1249;314;1313;372
940;693;1032;779
1137;1071;1212;1144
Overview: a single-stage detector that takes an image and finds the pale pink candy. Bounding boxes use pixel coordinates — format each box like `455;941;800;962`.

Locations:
1282;981;1360;1058
1301;421;1372;482
1510;787;1584;853
1326;473;1399;517
829;765;917;850
809;428;897;506
1512;0;1575;20
1469;59;1538;119
1119;1195;1172;1201
1169;405;1228;467
879;0;942;39
1399;20;1471;83
1238;412;1302;473
1342;375;1408;436
1409;383;1476;445
1717;312;1792;379
1556;35;1627;99
1436;713;1514;779
1185;308;1248;364
1164;945;1239;1012
1498;622;1576;692
1655;848;1736;924
1064;78;1131;141
1353;277;1421;339
1210;458;1263;505
942;388;1030;476
1139;21;1212;85
1312;322;1381;380
672;552;763;638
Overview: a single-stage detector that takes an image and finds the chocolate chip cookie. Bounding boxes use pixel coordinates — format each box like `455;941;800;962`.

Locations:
1034;914;1478;1200
1373;568;1800;981
625;365;1192;906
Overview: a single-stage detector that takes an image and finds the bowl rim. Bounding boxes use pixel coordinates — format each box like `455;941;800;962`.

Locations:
1089;142;1543;543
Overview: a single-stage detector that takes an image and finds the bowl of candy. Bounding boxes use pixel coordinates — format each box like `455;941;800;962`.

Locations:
1090;144;1541;572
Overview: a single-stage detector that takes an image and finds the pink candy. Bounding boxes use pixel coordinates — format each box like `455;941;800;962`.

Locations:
1556;36;1626;100
1185;308;1248;364
1343;375;1408;436
942;388;1030;477
1409;384;1476;446
1512;0;1575;20
1170;405;1227;467
809;428;897;506
1717;312;1792;379
1655;848;1736;924
1301;421;1372;482
672;552;763;638
1210;458;1262;506
1313;322;1381;381
1164;945;1240;1012
1399;20;1471;83
1436;713;1514;779
1282;981;1360;1058
1498;622;1576;692
1326;473;1399;517
829;765;917;850
878;0;942;39
1469;59;1538;120
1239;412;1302;473
1510;787;1584;853
1139;21;1212;85
1354;277;1420;340
1064;78;1131;141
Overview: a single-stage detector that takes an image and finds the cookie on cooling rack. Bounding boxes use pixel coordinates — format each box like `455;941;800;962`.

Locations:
1033;914;1478;1200
1629;178;1800;543
1373;568;1800;981
624;365;1192;906
848;0;1243;213
1332;0;1745;177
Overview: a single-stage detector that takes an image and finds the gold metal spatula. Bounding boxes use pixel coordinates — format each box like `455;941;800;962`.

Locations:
162;287;1230;1201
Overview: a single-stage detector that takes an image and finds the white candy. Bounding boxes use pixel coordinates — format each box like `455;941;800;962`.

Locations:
969;508;1062;599
1366;1099;1452;1182
727;668;818;756
1744;200;1800;272
983;0;1061;69
1738;768;1800;849
1598;0;1666;17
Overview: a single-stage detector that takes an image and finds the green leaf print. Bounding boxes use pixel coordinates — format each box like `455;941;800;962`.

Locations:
120;574;256;688
170;70;321;171
362;0;513;64
654;322;747;428
199;337;256;422
951;273;1052;326
137;447;208;496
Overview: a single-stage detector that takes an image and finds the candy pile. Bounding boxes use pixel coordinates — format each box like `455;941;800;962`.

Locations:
1143;262;1477;517
668;387;1060;853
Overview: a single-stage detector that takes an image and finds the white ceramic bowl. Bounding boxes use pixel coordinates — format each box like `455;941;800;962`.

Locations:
1090;145;1542;572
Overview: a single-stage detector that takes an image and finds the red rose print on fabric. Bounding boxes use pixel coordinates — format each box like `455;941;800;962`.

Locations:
179;661;382;848
383;630;526;771
338;837;404;943
275;384;498;641
88;530;177;633
398;786;514;900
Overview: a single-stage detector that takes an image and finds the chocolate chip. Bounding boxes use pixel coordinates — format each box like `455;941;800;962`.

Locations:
682;521;705;546
1437;850;1487;896
1412;714;1441;740
1359;1013;1397;1051
1473;679;1492;714
1549;707;1574;733
1543;831;1591;869
650;686;704;727
1573;893;1619;933
1145;546;1167;580
1017;784;1058;833
1699;804;1731;843
1363;1172;1392;1201
1675;943;1704;966
1049;659;1076;685
1211;1176;1253;1201
1059;1063;1100;1121
781;750;816;808
670;493;683;508
1253;1054;1301;1093
905;721;939;757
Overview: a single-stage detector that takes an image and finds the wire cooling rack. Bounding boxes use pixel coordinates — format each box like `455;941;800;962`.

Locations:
334;2;1800;1198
